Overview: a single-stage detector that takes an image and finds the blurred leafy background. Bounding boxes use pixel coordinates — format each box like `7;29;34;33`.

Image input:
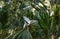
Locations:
0;0;60;39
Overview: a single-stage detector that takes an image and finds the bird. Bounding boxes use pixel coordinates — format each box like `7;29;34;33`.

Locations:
23;16;31;24
23;16;38;28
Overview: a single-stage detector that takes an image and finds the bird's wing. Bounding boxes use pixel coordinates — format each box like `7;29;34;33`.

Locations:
31;20;38;24
23;16;31;24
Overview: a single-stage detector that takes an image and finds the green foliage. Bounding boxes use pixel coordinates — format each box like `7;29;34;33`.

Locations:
0;0;60;39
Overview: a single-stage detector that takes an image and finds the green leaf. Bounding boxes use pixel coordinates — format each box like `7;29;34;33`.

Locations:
17;29;33;39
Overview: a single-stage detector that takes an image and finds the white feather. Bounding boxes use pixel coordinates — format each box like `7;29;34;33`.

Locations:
23;16;31;24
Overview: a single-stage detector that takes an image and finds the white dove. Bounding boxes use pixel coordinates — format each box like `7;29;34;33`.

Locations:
23;16;38;28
